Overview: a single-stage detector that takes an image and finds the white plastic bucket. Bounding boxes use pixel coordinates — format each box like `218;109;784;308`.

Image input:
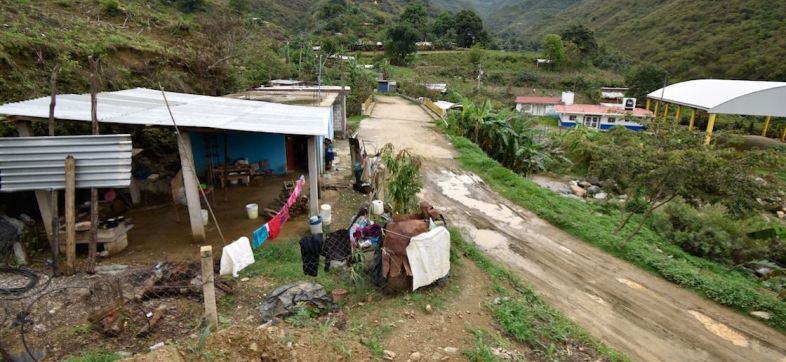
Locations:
201;209;209;225
320;204;332;225
371;200;384;215
246;203;259;219
308;216;323;234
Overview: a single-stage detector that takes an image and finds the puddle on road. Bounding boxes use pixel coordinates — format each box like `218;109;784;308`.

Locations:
474;229;508;250
617;278;646;290
688;310;749;347
437;170;524;229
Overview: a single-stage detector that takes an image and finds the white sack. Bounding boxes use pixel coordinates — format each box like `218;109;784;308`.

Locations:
220;236;255;277
406;226;451;290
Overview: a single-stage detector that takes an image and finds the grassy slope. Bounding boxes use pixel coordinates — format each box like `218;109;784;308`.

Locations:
370;50;622;107
495;0;786;80
449;135;786;332
0;0;300;104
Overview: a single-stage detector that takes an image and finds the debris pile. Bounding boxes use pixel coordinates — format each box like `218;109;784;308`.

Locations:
266;181;309;218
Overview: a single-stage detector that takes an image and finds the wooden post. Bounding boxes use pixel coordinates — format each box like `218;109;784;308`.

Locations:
688;109;696;130
307;136;319;216
87;56;100;274
645;98;651;111
16;121;54;242
177;131;205;242
704;113;717;145
64;156;76;276
48;68;60;273
762;116;771;137
674;106;682;126
200;245;218;330
653;101;660;118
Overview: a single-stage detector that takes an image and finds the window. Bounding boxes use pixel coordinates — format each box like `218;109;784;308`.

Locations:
569;115;577;121
607;117;616;123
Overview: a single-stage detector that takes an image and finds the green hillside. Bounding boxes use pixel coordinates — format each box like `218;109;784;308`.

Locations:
472;0;786;81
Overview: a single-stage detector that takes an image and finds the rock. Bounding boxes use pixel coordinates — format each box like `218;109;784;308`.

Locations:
586;185;601;195
578;180;592;188
570;184;587;197
383;350;396;360
241;277;250;282
750;311;771;320
443;347;459;354
756;267;772;278
116;351;132;358
249;342;258;351
600;179;616;188
425;304;433;314
410;351;423;361
95;264;129;275
149;342;165;351
777;211;785;219
593;192;608;200
588;176;601;186
430;352;443;361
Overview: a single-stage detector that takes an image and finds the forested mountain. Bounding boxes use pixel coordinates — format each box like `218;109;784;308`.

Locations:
442;0;786;81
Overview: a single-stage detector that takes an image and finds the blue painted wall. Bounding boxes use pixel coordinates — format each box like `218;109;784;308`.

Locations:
190;132;287;177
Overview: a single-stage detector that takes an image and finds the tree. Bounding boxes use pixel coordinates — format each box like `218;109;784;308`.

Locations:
385;24;419;65
542;34;566;67
400;1;428;31
454;10;487;48
431;11;455;37
560;24;597;58
625;63;669;102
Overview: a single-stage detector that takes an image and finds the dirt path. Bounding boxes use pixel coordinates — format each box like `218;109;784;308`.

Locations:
358;95;786;361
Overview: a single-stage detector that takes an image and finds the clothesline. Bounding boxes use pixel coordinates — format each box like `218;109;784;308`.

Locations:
251;175;305;249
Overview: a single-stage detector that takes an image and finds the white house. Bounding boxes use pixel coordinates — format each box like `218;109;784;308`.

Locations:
555;104;652;131
515;96;561;116
600;87;629;107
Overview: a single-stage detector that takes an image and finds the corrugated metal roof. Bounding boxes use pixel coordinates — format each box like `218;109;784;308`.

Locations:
0;135;132;192
0;88;333;138
647;80;786;117
515;96;561;105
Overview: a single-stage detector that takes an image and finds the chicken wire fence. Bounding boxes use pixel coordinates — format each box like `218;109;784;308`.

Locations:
0;261;228;361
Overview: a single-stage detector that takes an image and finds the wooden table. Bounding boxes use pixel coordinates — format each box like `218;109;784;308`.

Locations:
212;165;253;189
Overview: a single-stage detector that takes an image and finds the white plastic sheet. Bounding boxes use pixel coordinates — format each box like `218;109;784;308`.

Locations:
406;226;451;290
220;237;255;277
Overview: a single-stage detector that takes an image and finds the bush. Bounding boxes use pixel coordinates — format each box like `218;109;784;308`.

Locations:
513;70;538;86
101;0;120;16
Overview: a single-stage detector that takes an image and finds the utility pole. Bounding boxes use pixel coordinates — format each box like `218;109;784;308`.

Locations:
317;53;323;106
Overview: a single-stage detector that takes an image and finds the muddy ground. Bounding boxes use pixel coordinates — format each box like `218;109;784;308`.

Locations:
357;95;786;361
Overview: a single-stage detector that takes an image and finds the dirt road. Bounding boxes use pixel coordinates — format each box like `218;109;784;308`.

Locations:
358;95;786;361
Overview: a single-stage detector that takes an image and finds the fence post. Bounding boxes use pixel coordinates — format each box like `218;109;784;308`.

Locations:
200;245;218;330
64;156;76;276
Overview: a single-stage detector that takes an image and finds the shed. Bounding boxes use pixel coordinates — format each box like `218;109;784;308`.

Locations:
647;79;786;144
0;88;331;243
515;96;561;116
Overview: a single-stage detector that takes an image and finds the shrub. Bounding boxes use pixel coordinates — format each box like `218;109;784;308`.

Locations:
513;70;538;86
101;0;120;16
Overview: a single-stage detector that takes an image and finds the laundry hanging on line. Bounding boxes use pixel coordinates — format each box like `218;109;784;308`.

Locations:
252;175;305;249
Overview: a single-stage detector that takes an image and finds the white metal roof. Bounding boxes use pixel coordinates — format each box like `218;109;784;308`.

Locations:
0;88;333;138
647;79;786;117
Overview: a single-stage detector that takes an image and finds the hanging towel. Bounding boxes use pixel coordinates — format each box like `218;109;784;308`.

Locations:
252;224;270;249
220;237;255;277
406;227;451;290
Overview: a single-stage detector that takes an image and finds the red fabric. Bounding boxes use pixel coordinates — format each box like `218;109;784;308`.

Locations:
268;207;289;240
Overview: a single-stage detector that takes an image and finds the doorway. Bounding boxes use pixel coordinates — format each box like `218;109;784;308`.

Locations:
285;135;309;172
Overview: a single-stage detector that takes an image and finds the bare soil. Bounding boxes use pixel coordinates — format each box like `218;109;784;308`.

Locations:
358;95;786;361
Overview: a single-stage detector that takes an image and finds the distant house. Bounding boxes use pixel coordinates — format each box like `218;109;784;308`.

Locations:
555;104;653;131
515;96;561;116
423;83;448;94
415;41;434;50
600;87;628;107
377;79;397;93
270;79;304;87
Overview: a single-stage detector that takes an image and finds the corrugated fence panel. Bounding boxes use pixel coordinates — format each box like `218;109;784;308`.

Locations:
0;135;132;192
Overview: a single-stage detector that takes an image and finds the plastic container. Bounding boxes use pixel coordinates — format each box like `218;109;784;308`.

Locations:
308;216;323;235
320;204;332;225
201;209;209;225
371;200;384;215
228;172;239;185
246;203;259;220
331;288;347;302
